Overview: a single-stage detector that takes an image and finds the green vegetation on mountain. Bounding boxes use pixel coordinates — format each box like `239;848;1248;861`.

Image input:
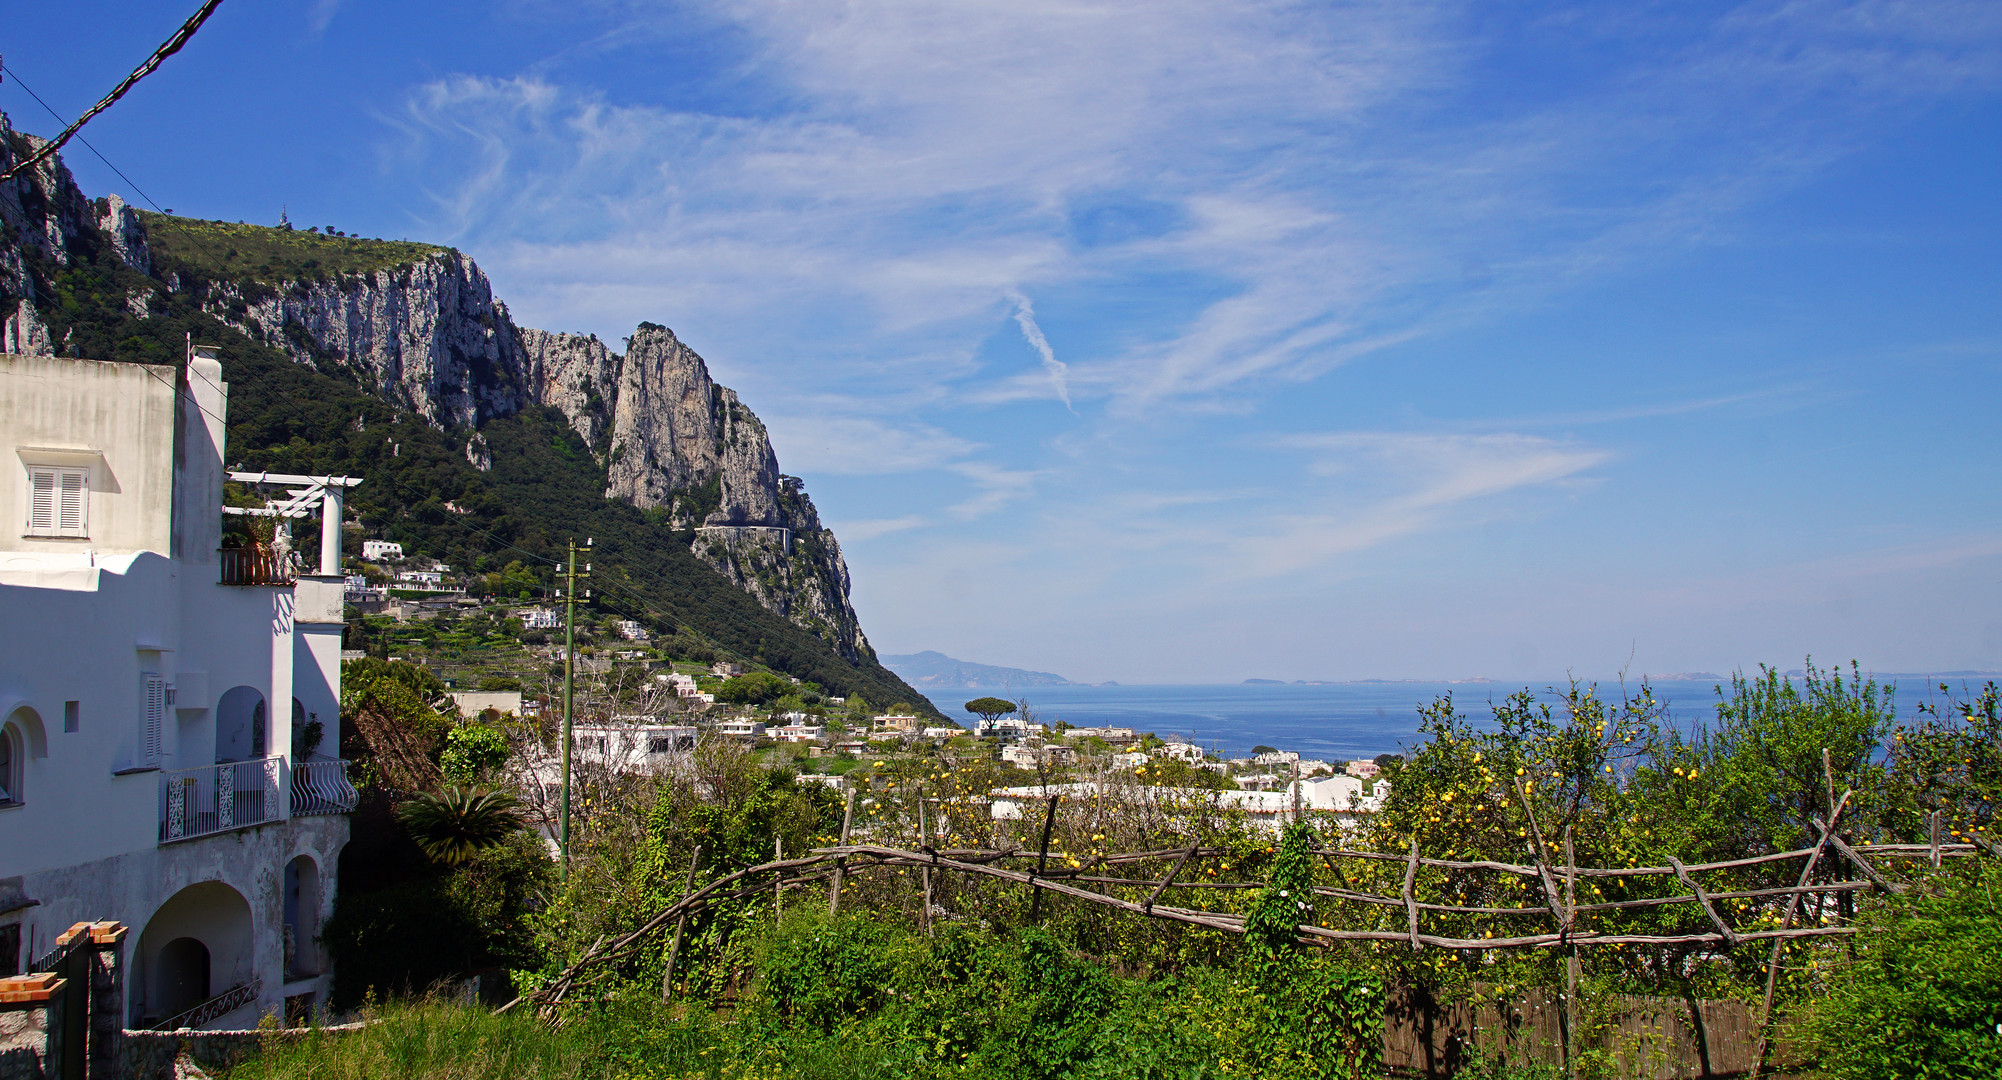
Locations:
139;209;447;284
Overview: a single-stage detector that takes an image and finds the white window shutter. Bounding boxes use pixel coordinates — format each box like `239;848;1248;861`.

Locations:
58;470;87;535
141;673;166;767
28;469;56;533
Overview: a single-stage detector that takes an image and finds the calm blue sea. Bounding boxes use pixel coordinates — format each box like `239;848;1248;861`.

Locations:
922;678;1979;761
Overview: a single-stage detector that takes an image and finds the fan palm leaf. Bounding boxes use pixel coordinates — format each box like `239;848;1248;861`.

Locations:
397;785;524;865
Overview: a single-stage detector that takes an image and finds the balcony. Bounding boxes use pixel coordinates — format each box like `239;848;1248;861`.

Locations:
290;758;359;816
158;758;283;843
218;546;297;587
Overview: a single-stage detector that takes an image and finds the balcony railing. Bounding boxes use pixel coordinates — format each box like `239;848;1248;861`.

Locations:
159;758;283;843
291;758;359;816
218;546;297;587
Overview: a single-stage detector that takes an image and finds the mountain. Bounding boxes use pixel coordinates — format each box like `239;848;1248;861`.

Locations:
0;113;930;714
880;651;1075;689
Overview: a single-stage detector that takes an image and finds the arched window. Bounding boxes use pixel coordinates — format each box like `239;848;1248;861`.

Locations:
0;722;19;805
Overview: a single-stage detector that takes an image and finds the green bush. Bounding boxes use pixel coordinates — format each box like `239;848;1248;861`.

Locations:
1795;857;2002;1079
441;724;511;784
750;911;900;1029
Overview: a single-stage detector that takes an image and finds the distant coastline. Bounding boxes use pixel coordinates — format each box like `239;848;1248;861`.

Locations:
881;650;1075;689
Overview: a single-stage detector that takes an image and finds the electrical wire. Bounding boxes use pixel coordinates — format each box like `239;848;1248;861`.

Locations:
0;0;228;182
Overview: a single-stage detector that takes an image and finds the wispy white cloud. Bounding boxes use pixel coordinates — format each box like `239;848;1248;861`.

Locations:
1007;291;1074;411
763;413;978;476
947;462;1040;521
1224;432;1610;576
382;1;2000;419
833;516;930;541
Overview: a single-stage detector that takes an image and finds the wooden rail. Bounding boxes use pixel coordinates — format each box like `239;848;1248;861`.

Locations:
502;822;1982;1019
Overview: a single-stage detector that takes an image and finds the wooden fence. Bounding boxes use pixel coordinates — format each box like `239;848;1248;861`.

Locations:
506;786;1982;1075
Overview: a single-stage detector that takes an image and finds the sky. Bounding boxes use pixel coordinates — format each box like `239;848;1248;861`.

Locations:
9;0;2002;683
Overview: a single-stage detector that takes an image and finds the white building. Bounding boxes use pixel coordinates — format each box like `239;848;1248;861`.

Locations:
1155;741;1209;765
0;348;357;1028
447;691;522;718
571;724;696;772
1067;726;1137;744
714;719;766;738
774;724;826;743
360;540;402;561
394;569;443;587
518;607;560;630
614;620;647;641
1253;750;1301;767
986;774;1387;833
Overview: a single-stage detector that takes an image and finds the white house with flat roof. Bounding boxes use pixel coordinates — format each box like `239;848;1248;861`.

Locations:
0;347;358;1029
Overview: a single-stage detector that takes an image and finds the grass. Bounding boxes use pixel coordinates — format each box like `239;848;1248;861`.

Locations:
138;211;449;284
226;1000;601;1080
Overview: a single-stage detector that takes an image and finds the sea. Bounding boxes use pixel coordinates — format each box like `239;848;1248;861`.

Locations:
919;677;1989;762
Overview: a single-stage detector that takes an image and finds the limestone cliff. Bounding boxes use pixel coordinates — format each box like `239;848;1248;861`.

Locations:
190;252;531;429
0;111;874;664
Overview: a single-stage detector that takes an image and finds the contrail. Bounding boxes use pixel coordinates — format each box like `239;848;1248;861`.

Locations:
1009;291;1075;413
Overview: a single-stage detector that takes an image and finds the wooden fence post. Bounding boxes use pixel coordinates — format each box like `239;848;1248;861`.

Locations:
1564;828;1578;1080
661;845;701;1002
1030;795;1060;922
829;788;855;915
919;784;934;933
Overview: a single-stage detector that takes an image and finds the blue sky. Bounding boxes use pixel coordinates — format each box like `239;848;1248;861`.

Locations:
11;0;2002;682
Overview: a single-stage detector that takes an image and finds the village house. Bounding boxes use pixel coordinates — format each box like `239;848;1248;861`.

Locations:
987;774;1388;833
359;540;402;561
570;724;696;773
774;723;826;743
0;347;357;1028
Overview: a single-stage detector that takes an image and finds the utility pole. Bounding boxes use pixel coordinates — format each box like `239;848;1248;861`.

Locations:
559;538;591;878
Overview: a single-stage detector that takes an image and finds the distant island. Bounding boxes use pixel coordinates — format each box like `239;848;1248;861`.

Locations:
880;650;1076;689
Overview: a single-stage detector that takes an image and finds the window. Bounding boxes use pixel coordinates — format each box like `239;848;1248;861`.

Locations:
63;701;79;734
0;723;20;805
140;674;166;768
26;465;88;538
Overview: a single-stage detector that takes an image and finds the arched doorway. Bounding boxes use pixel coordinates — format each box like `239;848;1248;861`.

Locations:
283;855;321;979
155;937;210;1018
136;881;254;1028
215;687;266;763
1;706;45;807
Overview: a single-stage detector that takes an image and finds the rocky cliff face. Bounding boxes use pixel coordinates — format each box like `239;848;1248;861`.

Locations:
0;111;874;663
194;252;531;429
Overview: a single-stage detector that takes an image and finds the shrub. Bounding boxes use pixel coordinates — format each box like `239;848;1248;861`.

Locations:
1794;857;2002;1079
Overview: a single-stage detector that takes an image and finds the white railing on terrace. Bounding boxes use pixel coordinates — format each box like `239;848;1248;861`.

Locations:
159;758;283;843
290;758;359;816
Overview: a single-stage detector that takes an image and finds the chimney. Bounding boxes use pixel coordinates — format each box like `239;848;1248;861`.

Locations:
172;342;229;562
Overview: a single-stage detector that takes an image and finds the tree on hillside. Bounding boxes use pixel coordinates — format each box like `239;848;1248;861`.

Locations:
716;671;789;705
965;696;1015;736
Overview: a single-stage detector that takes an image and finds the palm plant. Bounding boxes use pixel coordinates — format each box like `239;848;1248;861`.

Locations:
397;786;525;865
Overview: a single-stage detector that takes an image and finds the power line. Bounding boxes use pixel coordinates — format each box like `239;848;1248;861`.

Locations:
1;63;169;213
0;0;228;182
